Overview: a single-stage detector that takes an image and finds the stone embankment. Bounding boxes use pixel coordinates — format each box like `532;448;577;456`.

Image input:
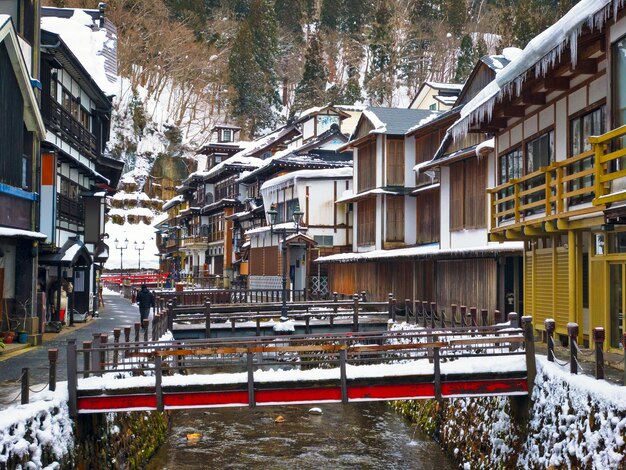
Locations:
394;357;626;469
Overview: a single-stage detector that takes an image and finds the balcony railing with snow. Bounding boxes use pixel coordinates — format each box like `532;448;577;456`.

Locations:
488;125;626;234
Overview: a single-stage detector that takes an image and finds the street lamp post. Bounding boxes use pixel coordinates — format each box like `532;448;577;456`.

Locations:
266;203;304;321
134;240;145;271
114;238;129;277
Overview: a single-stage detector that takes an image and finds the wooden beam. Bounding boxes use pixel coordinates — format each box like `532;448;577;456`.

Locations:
521;92;546;105
523;225;544;237
572;59;597;75
505;229;523;240
544;220;560;233
543;76;570;91
488;232;507;243
499;106;525;118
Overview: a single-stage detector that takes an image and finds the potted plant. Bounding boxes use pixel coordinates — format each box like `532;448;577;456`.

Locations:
2;330;15;344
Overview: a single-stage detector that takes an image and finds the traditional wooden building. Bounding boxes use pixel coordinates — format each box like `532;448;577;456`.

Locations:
450;0;626;351
0;8;47;339
237;106;354;292
38;7;119;322
409;81;463;112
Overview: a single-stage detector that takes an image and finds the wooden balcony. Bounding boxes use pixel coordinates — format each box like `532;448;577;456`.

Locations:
180;235;208;248
57;193;83;223
47;100;98;158
488;125;626;236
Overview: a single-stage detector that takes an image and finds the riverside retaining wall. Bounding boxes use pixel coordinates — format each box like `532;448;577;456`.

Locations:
393;358;626;469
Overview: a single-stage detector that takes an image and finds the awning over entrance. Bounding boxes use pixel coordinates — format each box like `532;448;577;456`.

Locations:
285;233;317;247
93;240;110;263
39;238;92;267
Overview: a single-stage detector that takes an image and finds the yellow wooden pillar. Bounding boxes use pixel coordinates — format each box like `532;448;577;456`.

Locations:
568;230;577;328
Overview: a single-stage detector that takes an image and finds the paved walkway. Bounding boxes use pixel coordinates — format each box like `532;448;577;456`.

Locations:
0;294;141;407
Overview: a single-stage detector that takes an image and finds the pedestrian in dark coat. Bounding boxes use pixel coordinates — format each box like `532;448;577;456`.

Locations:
136;284;155;326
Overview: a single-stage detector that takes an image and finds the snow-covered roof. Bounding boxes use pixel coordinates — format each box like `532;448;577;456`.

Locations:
203;155;264;181
0;227;47;240
476;138;495;157
162;195;185;211
245;221;299;236
41;9;118;96
335;188;403;204
450;0;618;140
359;107;442;137
260;167;353;194
315;242;524;263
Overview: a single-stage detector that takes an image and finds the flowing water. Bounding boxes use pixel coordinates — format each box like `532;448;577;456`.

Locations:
147;403;455;469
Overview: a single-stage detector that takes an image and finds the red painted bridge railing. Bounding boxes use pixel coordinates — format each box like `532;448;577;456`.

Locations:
66;318;537;416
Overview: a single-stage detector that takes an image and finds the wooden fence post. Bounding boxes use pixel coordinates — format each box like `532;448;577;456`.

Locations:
388;293;394;320
451;304;457;327
48;349;58;392
430;302;437;328
339;348;348;404
155;354;163;412
82;340;91;378
361;291;367;302
508;312;519;329
331;292;337;326
67;340;77;418
204;301;211;339
113;328;121;366
522;316;536;392
568;322;579;375
460;306;467;327
494;309;502;324
414;300;420;325
405;299;411;320
480;308;488;326
91;333;101;373
99;334;108;370
593;327;605;380
352;294;360;332
545;319;555;362
422;301;429;328
470;307;477;327
247;349;255;408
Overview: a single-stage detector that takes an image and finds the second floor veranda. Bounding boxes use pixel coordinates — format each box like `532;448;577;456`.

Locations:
488;125;626;238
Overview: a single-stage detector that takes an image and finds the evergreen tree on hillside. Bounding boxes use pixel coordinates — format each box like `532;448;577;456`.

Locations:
340;0;370;34
454;34;474;83
229;0;281;136
339;64;363;105
320;0;340;30
293;34;328;114
275;0;304;37
365;1;394;105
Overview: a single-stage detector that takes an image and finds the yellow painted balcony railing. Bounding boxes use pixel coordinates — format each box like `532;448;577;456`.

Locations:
488;124;626;232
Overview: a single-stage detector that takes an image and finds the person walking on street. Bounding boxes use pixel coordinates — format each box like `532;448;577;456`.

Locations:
136;284;155;327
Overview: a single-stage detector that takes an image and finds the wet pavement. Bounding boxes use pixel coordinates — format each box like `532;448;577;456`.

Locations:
0;294;141;407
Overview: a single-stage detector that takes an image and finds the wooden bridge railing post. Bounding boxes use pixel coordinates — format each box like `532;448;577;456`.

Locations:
405;299;411;320
99;334;108;370
568;322;579;375
204;301;211;338
593;327;605;380
413;300;420;325
82;340;91;378
155;354;164;412
508;312;519;329
352;294;360;332
113;328;121;366
91;333;101;373
21;367;29;405
480;308;488;326
392;297;397;322
433;339;442;401
361;291;367;302
451;304;457;327
331;292;337;326
460;306;467;327
494;309;502;324
387;293;394;320
422;301;428;327
430;302;436;328
48;349;58;392
168;301;174;331
247;349;255;408
522;316;536;391
67;339;78;418
470;307;477;327
339;348;348;404
545;319;555;362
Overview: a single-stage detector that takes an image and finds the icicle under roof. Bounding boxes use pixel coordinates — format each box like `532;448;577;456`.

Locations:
450;0;623;141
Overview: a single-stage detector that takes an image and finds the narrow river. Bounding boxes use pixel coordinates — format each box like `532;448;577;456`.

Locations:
147;403;455;469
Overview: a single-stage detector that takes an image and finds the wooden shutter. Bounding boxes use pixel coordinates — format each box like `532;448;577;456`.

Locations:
357;198;376;245
387;139;404;186
416;189;440;244
449;161;465;230
386;196;404;242
357;140;376;192
464;157;487;228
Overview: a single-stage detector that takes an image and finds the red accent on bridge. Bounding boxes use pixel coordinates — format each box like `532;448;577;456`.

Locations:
76;377;528;413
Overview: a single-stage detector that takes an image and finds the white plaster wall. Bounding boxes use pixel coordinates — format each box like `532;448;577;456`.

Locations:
376;194;383;250
497;132;510;153
405;195;417;245
439;166;451;249
510;124;523;146
589;75;607;105
303;119;315;141
555;98;568;162
524;114;538;136
539;105;554;131
450;229;488;248
568;87;587;115
405;135;416;176
376;136;384;188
